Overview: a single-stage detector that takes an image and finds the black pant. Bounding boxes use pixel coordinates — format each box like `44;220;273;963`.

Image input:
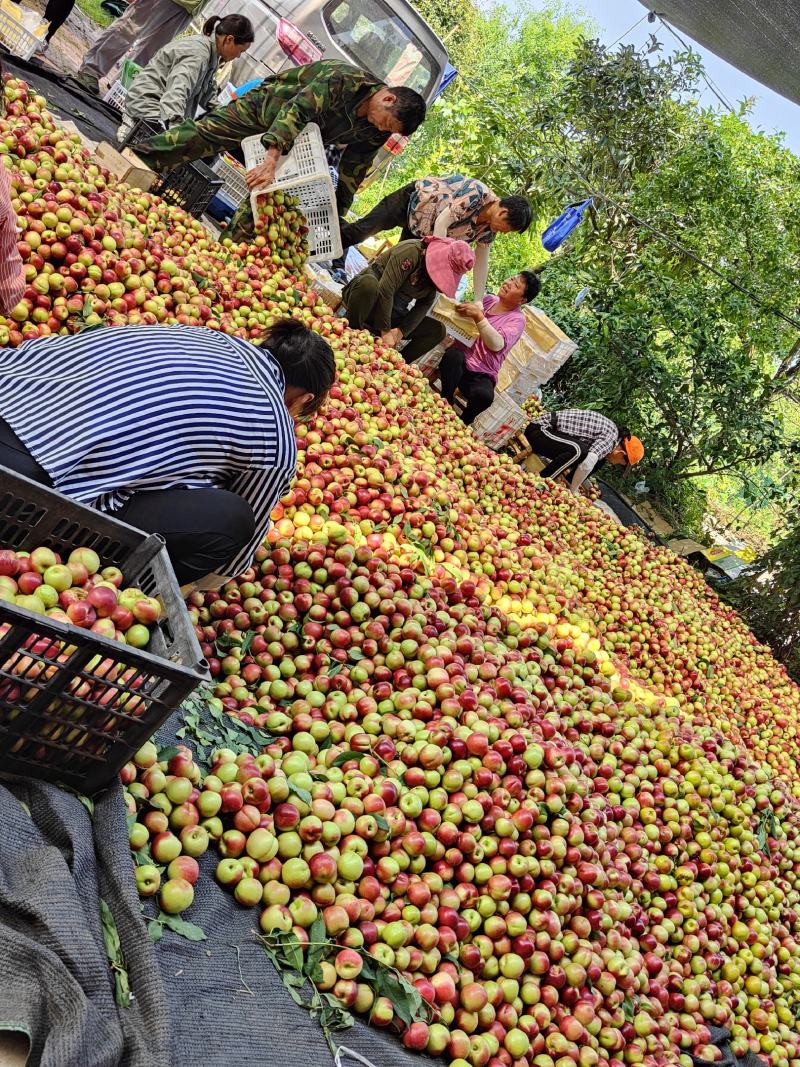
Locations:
439;346;496;425
339;182;416;255
524;422;584;478
0;418;255;584
45;0;76;40
342;272;446;363
12;0;76;40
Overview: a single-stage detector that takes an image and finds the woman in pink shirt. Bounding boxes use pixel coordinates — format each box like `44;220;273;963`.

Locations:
0;162;25;315
439;270;541;424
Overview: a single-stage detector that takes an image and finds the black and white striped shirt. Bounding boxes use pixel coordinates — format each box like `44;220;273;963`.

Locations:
0;325;297;577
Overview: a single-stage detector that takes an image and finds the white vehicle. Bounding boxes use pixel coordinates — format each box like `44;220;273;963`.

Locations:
193;0;449;104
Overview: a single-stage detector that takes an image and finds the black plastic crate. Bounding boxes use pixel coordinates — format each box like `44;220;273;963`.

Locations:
120;118;224;218
117;116;159;152
0;466;209;793
153;161;224;218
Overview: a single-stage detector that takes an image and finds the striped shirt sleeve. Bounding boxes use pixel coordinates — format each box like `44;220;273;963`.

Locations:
224;461;297;577
0;166;25;314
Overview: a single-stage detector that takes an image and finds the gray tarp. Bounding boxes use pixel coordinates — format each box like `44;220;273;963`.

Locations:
638;1;800;106
0;706;441;1067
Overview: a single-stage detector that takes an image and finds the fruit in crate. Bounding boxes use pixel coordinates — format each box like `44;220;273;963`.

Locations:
0;544;161;645
252;190;308;270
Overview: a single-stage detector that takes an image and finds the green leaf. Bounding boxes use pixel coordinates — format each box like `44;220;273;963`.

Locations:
325;662;345;677
290;785;313;805
215;629;257;656
133;845;155;867
100;899;131;1008
156;911;207;941
374;814;389;833
329;749;365;767
305;916;329;980
157;745;182;762
147;918;163;943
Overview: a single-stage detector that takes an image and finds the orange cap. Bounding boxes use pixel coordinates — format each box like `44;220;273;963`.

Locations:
623;436;644;465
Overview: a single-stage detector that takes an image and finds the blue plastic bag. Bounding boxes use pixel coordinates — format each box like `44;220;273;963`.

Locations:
234;79;263;98
542;199;591;252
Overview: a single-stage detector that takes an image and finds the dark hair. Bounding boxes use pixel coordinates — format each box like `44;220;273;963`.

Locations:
386;86;427;135
500;195;533;233
264;318;335;415
203;14;255;42
520;269;541;302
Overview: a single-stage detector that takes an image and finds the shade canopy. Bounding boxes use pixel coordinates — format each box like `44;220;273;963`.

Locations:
637;1;800;106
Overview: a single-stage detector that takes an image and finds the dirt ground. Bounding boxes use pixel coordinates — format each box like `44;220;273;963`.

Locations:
16;0;111;84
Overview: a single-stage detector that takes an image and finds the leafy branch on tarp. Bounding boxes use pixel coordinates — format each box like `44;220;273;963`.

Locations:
100;898;131;1008
174;687;274;767
259;921;431;1055
146;910;207;943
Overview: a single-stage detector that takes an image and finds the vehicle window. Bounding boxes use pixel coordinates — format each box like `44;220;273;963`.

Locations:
324;0;437;97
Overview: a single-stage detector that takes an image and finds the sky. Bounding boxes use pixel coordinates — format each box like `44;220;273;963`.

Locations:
545;0;800;154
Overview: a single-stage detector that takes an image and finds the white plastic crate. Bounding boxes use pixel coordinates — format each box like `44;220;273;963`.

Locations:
211;153;248;205
216;82;237;106
503;367;541;406
103;79;128;111
242;123;341;261
0;6;42;60
472;391;528;451
242;122;327;180
496;350;527;392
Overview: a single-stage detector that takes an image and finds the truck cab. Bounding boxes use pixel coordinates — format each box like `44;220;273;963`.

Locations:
193;0;448;104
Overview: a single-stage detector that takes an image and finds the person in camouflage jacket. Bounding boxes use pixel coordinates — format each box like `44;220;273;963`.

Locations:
133;60;426;240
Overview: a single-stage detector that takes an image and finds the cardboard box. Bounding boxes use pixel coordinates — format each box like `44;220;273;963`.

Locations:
93;142;157;192
303;264;343;310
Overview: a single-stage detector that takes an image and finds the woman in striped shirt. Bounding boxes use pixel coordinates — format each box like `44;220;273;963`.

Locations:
0;320;335;585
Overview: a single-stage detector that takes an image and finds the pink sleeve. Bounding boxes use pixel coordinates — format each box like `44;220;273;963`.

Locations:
498;311;525;352
0;166;25;315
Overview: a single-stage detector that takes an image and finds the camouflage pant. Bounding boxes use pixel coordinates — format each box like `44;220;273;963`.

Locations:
133;96;267;238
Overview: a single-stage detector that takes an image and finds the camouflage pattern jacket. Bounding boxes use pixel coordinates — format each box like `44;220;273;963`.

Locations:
240;61;387;217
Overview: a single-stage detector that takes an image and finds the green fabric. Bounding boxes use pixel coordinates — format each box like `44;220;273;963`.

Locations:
342;238;436;337
134;61;387;237
169;0;206;14
125;33;219;128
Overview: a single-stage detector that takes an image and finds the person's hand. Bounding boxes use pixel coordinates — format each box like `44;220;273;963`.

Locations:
246;157;278;190
380;328;402;348
456;301;485;322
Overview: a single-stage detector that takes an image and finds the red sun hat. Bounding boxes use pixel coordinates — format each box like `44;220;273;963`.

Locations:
422;236;475;297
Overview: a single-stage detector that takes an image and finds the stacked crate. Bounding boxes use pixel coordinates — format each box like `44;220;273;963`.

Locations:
497;306;577;404
474;307;576;450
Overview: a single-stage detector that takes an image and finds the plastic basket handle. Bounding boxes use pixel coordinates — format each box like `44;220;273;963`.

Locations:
121;532;168;576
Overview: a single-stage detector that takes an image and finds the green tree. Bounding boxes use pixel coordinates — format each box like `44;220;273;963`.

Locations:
725;520;800;681
535;42;800;519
